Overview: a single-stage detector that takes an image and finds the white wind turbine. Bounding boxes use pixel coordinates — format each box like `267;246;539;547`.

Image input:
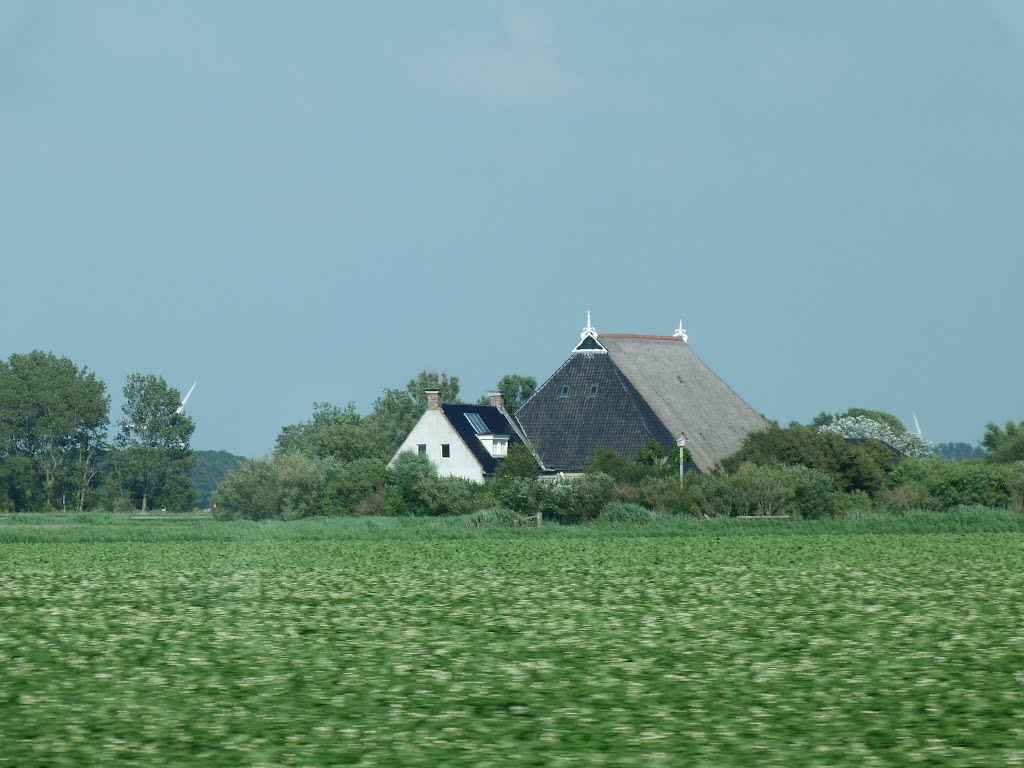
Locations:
176;381;197;415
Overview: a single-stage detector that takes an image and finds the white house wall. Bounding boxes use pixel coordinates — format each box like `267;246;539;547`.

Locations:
390;410;485;483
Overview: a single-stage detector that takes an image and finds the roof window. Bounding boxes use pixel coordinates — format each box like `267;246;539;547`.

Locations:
588;384;599;396
465;412;488;434
559;385;571;397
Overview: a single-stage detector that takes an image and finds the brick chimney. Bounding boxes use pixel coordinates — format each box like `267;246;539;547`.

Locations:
425;389;442;411
489;392;505;409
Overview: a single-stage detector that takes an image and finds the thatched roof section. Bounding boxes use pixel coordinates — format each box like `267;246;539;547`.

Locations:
599;335;768;472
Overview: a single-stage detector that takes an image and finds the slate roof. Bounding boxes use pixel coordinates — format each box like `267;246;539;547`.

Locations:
514;334;767;473
513;351;675;472
441;404;523;476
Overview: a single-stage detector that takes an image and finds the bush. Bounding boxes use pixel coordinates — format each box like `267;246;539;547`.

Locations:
332;458;386;512
689;465;838;519
415;476;488;517
598;502;659;525
887;458;1024;510
211;452;341;521
722;424;896;496
630;476;696;514
586;448;671;484
496;473;616;524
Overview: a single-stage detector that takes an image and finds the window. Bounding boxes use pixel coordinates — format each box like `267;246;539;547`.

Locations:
441;444;451;458
417;444;427;456
588;384;599;396
465;412;489;434
559;385;571;397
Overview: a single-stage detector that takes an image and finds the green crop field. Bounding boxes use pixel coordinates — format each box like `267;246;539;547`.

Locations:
2;511;1023;766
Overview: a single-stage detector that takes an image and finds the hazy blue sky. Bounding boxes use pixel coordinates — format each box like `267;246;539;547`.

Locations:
2;1;1022;456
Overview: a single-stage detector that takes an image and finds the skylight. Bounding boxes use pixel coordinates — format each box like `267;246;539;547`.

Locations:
465;412;489;434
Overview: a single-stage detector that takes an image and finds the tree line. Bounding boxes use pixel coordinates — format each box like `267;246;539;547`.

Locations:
0;351;195;512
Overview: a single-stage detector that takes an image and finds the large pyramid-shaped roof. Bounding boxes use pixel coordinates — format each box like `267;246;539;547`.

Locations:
599;335;768;472
514;331;767;473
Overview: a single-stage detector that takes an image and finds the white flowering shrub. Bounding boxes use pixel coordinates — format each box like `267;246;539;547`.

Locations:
819;415;934;459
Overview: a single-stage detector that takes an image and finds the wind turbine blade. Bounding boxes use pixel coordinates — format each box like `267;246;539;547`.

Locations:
913;411;922;436
176;381;197;415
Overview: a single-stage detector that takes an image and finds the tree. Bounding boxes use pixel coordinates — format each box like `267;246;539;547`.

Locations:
478;374;537;413
494;444;540;480
812;408;906;434
722;424;897;496
933;442;987;462
982;420;1024;463
0;351;109;511
114;374;196;511
819;415;933;459
191;450;247;509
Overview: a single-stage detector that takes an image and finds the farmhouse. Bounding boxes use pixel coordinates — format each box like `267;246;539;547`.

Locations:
390;391;525;483
513;316;768;473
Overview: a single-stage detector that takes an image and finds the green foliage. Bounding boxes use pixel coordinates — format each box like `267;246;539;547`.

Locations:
114;374;196;511
612;476;695;514
494;443;539;480
586;447;672;484
190;450;246;509
634;440;665;466
0;351;109;511
275;402;379;459
982;420;1024;464
690;465;838;519
723;424;896;496
497;473;615;524
886;458;1024;511
331;457;387;513
211;452;344;521
384;451;438;515
477;374;537;413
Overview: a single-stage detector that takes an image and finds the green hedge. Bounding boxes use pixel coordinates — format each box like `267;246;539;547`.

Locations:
886;459;1024;511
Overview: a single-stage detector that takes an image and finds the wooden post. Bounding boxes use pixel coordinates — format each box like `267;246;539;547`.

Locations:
536;510;542;527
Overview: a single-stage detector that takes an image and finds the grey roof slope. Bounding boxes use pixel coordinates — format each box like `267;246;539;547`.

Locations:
441;404;522;476
599;335;768;471
513;351;675;471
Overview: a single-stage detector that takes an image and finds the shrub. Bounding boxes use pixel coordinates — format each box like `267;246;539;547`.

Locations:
722;424;896;496
689;465;838;519
385;451;437;513
626;476;695;515
587;448;671;484
415;476;487;517
332;458;386;512
211;452;340;521
598;502;659;525
888;458;1024;510
496;473;616;524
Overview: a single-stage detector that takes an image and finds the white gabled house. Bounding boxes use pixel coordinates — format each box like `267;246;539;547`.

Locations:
389;390;525;483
